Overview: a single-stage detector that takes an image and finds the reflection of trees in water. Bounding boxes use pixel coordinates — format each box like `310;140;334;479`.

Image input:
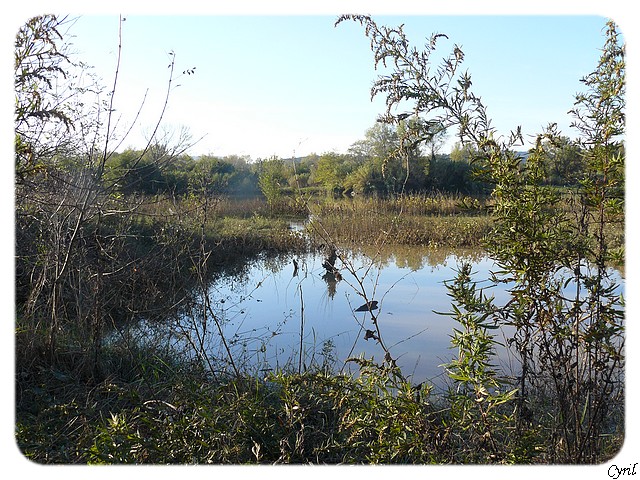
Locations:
321;271;340;299
206;247;490;314
171;245;504;381
209;251;293;290
260;253;295;276
346;245;486;272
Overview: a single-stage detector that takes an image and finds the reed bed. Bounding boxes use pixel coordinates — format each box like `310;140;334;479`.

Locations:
309;213;492;248
306;193;493;249
310;192;490;217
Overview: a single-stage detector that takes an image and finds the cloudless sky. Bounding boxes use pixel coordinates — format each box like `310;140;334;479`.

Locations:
65;14;613;159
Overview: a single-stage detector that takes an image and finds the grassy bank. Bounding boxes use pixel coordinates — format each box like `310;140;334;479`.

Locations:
305;194;493;249
16;341;623;464
133;192;496;253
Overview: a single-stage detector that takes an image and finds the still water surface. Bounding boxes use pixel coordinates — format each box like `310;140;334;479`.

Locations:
132;243;623;390
201;247;516;386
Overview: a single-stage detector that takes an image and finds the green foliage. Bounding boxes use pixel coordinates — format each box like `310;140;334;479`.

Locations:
16;349;442;464
468;23;624;464
311;152;356;195
72;125;490;201
334;358;437;463
441;263;518;462
102;150;260;196
449;142;477;163
539;135;585;185
104;149;165;194
428;154;482;193
189;154;235;195
257;156;287;209
14;15;74;178
339;14;625;463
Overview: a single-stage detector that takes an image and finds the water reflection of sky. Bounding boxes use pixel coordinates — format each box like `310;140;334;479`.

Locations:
170;245;626;392
204;249;519;386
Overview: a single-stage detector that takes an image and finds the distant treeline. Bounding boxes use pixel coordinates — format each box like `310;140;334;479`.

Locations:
102;123;586;199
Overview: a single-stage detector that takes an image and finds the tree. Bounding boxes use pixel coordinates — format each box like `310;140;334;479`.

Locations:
312;152;354;195
395;118;429;192
257;156;287;209
14;15;96;181
344;162;377;195
536;135;584;185
15;15;197;376
427;155;476;193
449;141;477;163
339;14;625;462
420;120;448;179
348;121;428;195
15;15;108;365
190;154;237;195
570;20;625;268
337;15;493;159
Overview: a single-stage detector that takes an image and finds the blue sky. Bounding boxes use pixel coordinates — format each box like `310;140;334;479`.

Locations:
64;14;613;159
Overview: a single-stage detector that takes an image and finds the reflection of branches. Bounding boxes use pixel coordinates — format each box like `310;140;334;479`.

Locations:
297;283;305;374
303;201;412;382
321;271;339;299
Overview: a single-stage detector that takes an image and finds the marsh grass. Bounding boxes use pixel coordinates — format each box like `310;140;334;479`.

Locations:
12;342;493;464
132;194;310;258
310;192;489;216
19;338;621;464
306;194;493;248
129;192;494;252
129;192;495;256
310;213;493;248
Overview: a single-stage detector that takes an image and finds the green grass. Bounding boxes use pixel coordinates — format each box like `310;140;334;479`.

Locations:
16;343;623;464
309;212;493;248
305;194;493;249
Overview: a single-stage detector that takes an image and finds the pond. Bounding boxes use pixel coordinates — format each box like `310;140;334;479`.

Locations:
176;246;522;388
130;236;624;390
